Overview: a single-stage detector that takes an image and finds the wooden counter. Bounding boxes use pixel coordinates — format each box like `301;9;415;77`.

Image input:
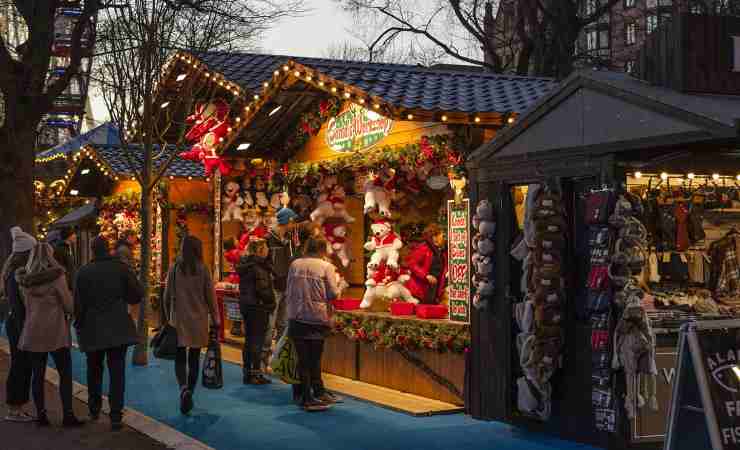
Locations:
321;310;467;405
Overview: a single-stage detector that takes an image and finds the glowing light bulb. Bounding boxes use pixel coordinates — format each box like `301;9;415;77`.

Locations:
634;171;642;179
688;173;695;180
713;173;720;181
660;172;668;181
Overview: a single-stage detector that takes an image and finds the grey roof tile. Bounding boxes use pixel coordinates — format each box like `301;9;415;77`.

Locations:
196;51;557;114
93;144;204;178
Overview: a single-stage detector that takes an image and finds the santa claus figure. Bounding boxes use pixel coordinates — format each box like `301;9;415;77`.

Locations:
180;99;233;176
404;223;448;305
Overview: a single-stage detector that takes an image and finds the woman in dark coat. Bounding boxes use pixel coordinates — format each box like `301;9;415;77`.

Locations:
237;239;277;385
74;235;142;431
1;226;36;422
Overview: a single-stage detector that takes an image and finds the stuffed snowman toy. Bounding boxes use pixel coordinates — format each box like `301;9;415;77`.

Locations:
364;219;403;269
323;222;350;267
222;181;245;222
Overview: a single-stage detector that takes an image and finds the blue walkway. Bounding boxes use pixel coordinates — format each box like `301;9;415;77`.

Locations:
58;346;595;450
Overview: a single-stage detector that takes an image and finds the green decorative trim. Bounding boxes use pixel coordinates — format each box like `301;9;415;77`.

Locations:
331;312;471;355
287;134;463;182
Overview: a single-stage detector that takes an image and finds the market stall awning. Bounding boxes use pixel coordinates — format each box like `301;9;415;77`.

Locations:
93;144;206;179
467;69;740;170
50;202;96;228
36;122;121;163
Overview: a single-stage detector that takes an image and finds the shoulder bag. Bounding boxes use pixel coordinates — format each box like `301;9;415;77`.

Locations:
152;264;179;360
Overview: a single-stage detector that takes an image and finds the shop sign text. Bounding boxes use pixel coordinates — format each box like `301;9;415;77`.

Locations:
447;199;470;323
326;103;393;152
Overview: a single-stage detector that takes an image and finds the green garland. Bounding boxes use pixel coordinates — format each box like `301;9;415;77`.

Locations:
282;97;342;156
286;134;464;182
332;312;470;355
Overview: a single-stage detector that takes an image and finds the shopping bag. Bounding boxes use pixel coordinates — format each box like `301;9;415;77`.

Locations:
202;328;224;389
271;331;300;385
152;324;178;360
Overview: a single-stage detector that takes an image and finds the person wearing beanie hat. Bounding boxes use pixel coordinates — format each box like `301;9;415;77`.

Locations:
11;226;37;254
1;226;35;422
261;206;300;369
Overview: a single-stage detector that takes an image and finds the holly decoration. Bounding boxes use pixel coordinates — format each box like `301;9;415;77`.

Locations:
282;97;341;156
287;134;464;185
332;312;470;354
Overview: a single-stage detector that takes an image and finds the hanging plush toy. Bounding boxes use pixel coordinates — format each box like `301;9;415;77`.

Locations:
222;181;245;222
311;181;356;225
364;219;403;269
253;176;270;211
363;171;392;217
240;178;255;208
323;222;350;267
180;99;232;176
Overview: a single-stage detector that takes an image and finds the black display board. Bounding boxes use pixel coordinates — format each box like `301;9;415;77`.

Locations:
665;320;740;450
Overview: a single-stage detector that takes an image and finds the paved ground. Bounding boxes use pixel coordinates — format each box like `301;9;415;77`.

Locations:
0;352;168;450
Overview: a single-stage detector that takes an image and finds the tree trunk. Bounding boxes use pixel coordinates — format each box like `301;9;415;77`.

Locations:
0;126;36;261
132;185;153;366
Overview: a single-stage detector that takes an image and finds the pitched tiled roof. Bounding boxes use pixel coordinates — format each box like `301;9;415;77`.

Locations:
197;52;556;114
94;144;205;179
36;122;121;161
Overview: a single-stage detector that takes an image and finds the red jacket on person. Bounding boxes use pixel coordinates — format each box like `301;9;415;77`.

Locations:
403;241;447;304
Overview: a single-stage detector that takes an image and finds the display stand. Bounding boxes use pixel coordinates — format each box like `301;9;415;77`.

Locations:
665;320;740;450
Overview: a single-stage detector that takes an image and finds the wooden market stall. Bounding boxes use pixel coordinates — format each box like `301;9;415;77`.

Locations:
466;14;740;449
151;50;556;411
37;141;214;323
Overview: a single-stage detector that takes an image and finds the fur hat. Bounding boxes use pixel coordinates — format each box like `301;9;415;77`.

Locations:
11;226;36;253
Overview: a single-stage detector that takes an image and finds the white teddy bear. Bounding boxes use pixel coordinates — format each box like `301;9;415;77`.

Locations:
363;172;392;217
323;222;350;267
360;266;419;309
364;220;402;269
222;181;244;222
310;184;356;225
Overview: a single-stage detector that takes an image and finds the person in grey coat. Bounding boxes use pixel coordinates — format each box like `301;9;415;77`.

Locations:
163;235;220;415
74;235;142;431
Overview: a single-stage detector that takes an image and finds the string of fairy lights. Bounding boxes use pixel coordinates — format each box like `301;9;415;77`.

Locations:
160;52;519;157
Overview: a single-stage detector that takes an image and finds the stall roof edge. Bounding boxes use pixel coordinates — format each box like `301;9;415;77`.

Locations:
36;122;121;162
467;69;740;167
193;51;558;115
85;143;206;179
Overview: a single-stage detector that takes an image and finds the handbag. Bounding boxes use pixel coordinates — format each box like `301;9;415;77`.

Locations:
202;327;224;389
153;264;179;360
271;330;300;384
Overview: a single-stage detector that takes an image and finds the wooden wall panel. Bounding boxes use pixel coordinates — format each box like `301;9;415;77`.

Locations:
357;342;465;405
321;334;358;379
165;180;214;270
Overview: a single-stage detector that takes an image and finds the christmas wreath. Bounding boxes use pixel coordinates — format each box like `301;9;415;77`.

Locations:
332;312;470;355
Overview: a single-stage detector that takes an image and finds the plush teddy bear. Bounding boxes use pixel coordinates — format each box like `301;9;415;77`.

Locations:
310;184;356;225
253;176;269;210
240;178;255;208
222;181;245;222
323;222;350;267
363;171;392;217
364;219;403;269
360;264;419;309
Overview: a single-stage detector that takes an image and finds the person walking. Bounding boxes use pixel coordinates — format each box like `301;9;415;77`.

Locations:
163;235;220;415
237;239;276;385
16;242;83;427
74;236;142;431
285;236;343;412
1;227;36;422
